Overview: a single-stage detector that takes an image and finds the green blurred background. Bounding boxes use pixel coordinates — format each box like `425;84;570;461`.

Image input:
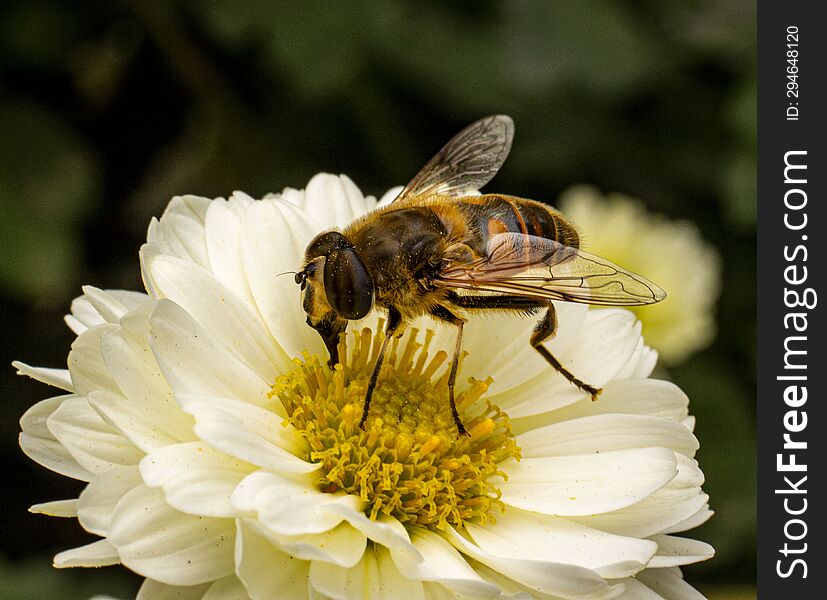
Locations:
0;1;755;598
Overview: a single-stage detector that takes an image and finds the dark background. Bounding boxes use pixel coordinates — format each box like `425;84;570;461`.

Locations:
0;1;755;598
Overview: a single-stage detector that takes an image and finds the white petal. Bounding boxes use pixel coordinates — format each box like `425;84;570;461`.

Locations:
303;174;372;230
177;393;315;474
137;579;211;600
12;361;74;392
456;314;541;392
629;346;658;379
108;289;152;310
375;545;426;600
65;314;87;336
646;535;714;568
78;465;143;535
68;324;121;396
614;339;657;381
499;447;677;516
514;378;689;434
145;252;290;376
239;198;324;359
421;583;461;600
517;414;698;458
140;242;166;298
614;578;663;600
569;455;707;538
140;442;252;518
160;194;212;221
461;560;612;600
205;198;256;307
235;520;310;600
467;508;656;579
150;209;210;266
392;528;499;598
148;195;212;267
258;521;367;568
231;470;361;536
323;505;420;564
635;568;705;600
557;309;643;386
229;190;257;207
18;433;92;482
47;396;143;474
89;389;194;456
20;395;92;481
309;545;425;600
497;376;591;424
202;575;253;600
65;288;147;334
20;393;73;438
54;539;120;568
29;499;78;517
109;484;235;586
81;285;131;322
443;527;616;600
149;300;275;409
574;379;689;421
67;294;106;334
271;187;303;207
97;306;196;449
662;505;714;535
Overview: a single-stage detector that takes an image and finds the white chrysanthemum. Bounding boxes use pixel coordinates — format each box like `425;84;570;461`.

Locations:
559;186;722;365
18;174;713;599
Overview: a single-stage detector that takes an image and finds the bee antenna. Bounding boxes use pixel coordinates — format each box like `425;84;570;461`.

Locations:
276;271;298;278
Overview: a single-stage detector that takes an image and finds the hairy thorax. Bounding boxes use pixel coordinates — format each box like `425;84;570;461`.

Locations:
344;205;458;319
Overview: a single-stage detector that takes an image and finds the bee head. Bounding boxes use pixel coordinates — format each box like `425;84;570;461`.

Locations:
300;231;374;321
297;231;374;367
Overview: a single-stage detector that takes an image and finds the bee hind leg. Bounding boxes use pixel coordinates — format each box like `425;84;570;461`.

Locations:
445;292;602;402
530;305;601;401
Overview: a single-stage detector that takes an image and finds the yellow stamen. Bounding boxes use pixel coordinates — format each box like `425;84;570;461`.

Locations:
271;325;521;530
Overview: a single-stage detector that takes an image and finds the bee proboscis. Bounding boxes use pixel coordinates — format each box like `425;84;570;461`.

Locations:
296;115;666;434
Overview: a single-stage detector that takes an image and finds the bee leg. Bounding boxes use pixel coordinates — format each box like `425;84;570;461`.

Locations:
530;305;601;401
446;293;601;401
359;307;402;430
308;312;348;368
430;305;468;436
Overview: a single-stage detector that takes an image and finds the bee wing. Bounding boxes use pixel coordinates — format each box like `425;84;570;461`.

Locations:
435;233;666;306
392;115;514;204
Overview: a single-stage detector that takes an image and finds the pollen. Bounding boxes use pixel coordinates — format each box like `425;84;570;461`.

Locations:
270;325;521;530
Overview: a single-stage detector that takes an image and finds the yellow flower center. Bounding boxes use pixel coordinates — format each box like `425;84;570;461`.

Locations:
270;325;521;530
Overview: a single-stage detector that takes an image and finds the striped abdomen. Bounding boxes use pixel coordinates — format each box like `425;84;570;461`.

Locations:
453;194;579;254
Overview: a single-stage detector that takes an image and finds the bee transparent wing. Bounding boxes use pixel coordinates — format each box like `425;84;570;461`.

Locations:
393;115;514;204
436;233;666;306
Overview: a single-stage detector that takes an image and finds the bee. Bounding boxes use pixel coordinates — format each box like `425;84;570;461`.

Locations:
295;115;665;434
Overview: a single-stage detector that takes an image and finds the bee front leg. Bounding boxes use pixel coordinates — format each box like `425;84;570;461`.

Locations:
359;307;402;430
309;312;348;368
530;304;601;401
430;305;468;436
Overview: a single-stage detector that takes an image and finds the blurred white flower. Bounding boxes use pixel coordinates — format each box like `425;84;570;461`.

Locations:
560;186;722;365
18;174;712;599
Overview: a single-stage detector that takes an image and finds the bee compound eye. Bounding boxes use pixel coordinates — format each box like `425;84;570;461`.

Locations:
323;248;374;320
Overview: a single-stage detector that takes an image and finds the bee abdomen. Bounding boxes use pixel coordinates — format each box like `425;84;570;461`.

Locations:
456;194;579;250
